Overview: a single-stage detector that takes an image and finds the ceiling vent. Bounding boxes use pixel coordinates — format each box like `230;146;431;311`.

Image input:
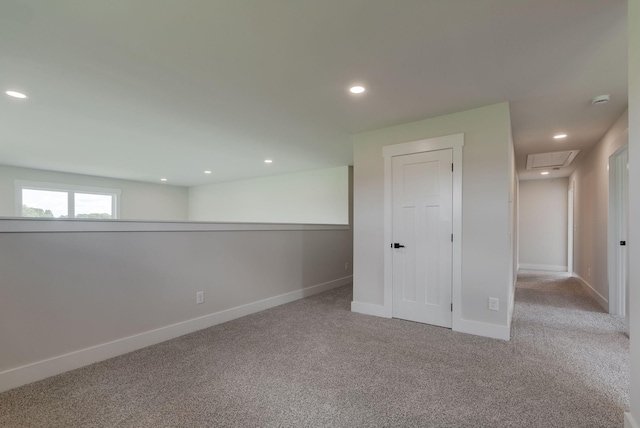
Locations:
526;150;580;170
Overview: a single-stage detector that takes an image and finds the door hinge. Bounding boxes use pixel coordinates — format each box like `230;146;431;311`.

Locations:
451;163;454;172
451;303;453;312
451;233;453;243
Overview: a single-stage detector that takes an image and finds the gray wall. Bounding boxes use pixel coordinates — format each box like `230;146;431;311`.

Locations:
519;178;569;271
352;102;515;334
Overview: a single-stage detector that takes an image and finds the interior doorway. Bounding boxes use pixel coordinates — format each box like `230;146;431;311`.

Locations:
608;143;629;335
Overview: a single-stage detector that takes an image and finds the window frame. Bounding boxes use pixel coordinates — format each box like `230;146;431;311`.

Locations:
15;180;121;219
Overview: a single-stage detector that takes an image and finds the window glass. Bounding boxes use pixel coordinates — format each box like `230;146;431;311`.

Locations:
22;189;69;218
75;193;113;219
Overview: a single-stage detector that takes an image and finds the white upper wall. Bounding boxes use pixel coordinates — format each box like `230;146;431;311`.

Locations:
519;178;569;271
352;102;514;333
570;111;628;305
0;165;188;221
188;166;349;224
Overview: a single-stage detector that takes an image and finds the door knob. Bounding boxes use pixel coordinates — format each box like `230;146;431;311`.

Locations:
392;243;405;248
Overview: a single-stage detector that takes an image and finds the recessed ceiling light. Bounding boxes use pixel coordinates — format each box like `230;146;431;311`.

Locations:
553;134;567;139
349;85;366;94
204;170;212;174
540;171;550;175
264;159;273;164
5;90;27;99
160;178;168;181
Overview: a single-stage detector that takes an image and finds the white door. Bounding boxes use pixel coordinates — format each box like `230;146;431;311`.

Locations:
391;149;453;328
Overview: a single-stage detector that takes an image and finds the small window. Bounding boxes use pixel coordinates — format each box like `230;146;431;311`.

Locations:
16;180;120;219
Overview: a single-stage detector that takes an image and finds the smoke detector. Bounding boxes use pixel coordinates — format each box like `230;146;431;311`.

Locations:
591;94;610;105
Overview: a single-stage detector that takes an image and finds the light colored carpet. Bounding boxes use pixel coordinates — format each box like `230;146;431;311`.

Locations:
0;271;629;427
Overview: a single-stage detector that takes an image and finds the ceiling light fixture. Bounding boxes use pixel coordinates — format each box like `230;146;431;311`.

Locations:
204;170;212;174
540;171;550;175
5;90;27;99
160;178;168;181
349;85;366;94
264;159;273;164
553;134;567;139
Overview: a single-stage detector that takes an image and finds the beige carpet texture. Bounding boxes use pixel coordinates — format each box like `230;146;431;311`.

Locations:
0;271;630;427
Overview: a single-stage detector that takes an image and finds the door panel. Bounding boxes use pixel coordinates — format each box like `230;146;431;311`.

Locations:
392;149;452;328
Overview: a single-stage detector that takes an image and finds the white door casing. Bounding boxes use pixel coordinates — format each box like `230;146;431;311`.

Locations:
608;141;629;335
383;133;463;330
391;149;453;327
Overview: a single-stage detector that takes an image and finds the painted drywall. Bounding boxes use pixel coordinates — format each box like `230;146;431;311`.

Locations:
352;102;514;337
0;222;353;390
570;111;628;310
189;166;349;224
0;165;188;221
508;130;519;323
627;0;640;426
518;178;569;271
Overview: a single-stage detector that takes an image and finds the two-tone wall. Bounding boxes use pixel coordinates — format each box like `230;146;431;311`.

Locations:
0;220;353;393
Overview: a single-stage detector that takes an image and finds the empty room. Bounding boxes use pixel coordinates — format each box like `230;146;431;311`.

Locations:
1;1;639;427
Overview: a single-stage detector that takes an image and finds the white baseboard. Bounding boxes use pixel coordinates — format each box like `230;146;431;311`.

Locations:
626;412;640;428
351;302;510;340
519;263;568;272
573;274;608;311
453;318;511;341
351;301;390;318
0;275;352;393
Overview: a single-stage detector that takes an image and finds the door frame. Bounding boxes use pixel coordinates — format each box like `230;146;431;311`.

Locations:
383;133;464;328
568;182;574;275
608;142;629;327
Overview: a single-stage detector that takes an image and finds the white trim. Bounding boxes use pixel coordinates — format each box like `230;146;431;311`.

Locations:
573;274;608;311
519;263;568;272
382;133;464;331
608;142;629;318
351;301;390;318
0;275;352;393
0;218;350;233
454;318;511;341
626;412;640;428
568;182;574;275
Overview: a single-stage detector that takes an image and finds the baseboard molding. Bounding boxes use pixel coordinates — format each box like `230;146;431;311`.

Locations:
351;302;510;340
351;301;390;318
626;412;640;428
0;275;353;393
573;274;608;311
519;263;568;272
453;318;511;341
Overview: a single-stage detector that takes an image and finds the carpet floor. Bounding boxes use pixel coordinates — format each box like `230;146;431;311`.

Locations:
0;271;629;427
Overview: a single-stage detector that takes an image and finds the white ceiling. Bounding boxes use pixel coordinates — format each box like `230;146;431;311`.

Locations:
0;0;628;186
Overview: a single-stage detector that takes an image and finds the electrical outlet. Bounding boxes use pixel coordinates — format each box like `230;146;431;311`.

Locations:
196;291;204;304
488;297;499;311
344;262;349;271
